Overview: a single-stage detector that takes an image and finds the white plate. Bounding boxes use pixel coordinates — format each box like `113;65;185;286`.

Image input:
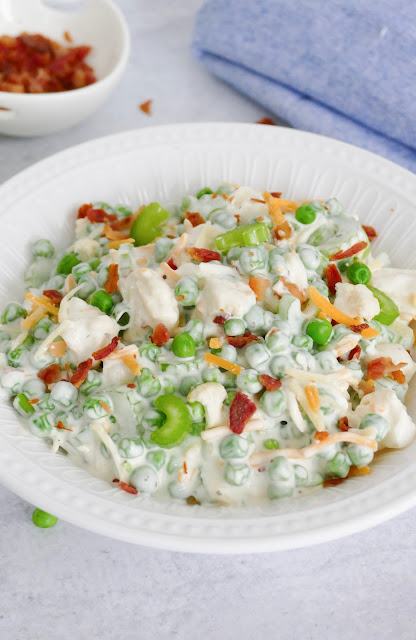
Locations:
1;123;416;553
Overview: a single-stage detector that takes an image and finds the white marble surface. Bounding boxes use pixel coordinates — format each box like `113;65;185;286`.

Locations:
0;2;414;638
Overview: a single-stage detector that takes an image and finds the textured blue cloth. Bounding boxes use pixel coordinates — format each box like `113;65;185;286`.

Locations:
192;0;416;172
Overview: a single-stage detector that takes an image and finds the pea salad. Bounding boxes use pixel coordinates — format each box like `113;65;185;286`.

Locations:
1;184;416;506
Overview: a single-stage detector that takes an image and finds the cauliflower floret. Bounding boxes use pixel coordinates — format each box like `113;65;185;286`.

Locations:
102;348;139;387
186;221;224;250
69;237;100;261
58;297;119;364
272;252;308;297
371;268;416;323
119;267;179;340
334;282;380;321
228;186;269;225
350;389;416;448
363;342;416;382
196;276;255;320
188;382;227;428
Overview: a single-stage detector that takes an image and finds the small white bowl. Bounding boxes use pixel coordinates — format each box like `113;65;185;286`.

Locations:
0;0;130;136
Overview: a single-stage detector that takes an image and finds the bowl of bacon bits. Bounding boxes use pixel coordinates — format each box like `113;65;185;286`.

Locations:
0;0;129;136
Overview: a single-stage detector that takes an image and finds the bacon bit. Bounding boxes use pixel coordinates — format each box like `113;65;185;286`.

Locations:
42;289;63;305
54;420;73;432
63;31;73;43
323;477;345;487
48;340;67;358
139;99;152;115
227;331;260;348
112;478;119;483
258;374;282;391
86;208;118;224
280;276;307;303
348;345;361;361
391;369;406;384
78;203;93;218
166;258;177;270
314;431;329;442
270;192;282;198
250;198;266;204
107;238;135;250
119;481;138;495
329;241;368;262
108;210;140;232
366;357;406;381
122;355;141;375
339;416;350;432
104;263;119;295
256;117;276;125
92;336;119;360
213;314;228;325
186;495;201;505
175;295;185;301
212;193;218;199
70;358;92;388
305;385;320;413
99;400;111;413
349;465;372;477
185;211;205;227
350;323;370;333
127;383;136;389
28;398;39;405
37;364;62;386
359;379;375;395
204;353;243;375
362;225;377;241
150;323;170;347
248;276;270;301
186;247;221;263
183;461;188;475
325;264;342;296
222;193;228;200
103;224;129;242
209;337;222;349
229;391;257;434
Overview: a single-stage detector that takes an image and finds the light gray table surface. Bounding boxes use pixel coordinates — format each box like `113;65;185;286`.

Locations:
1;2;415;639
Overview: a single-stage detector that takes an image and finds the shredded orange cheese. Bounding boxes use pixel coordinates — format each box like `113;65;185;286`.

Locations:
263;192;286;226
107;238;135;249
21;306;46;331
361;327;380;339
122;355;141;375
305;385;320;413
99;401;112;413
25;293;59;317
103;224;129;242
209;337;222;349
349;465;372;477
204;353;243;375
248;277;270;301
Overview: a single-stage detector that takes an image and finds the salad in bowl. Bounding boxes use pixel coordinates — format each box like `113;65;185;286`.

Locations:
1;183;415;507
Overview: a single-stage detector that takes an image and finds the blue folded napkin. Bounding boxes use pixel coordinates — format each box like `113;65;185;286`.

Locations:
192;0;416;172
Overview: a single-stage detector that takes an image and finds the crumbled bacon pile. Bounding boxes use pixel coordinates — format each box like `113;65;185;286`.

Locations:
92;337;119;361
0;33;96;93
150;323;170;347
226;331;260;348
258;374;282;391
229;391;256;434
325;264;342;296
70;358;92;388
366;357;406;382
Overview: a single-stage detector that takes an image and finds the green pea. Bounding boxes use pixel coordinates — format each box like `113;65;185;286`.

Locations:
297;246;321;270
83;395;113;419
210;210;237;230
7;346;28;368
310;279;329;297
220;434;249;459
324;198;344;215
347;261;372;285
263;438;279;450
146;450;166;470
96;265;109;287
183;319;205;346
314;350;340;371
72;262;91;282
130;465;158;493
244;305;265;333
268;456;293;482
50;381;78;407
291;334;313;351
79;370;103;396
33;317;53;341
90;290;114;314
187;401;205;423
136;368;161;398
266;331;290;353
142;408;165;431
22;377;45;399
294;464;308;486
269;355;291;378
89;257;101;271
347;443;374;467
213;345;237;363
179;375;199;396
224;317;246;337
359;413;389;442
117;437;144;458
13;393;35;416
245;342;270;369
174;277;199;307
1;302;27;324
224;462;250;486
30;413;54;438
196;187;213;199
154;238;174;263
325;452;350;478
260;389;286;418
32;239;55;258
32;508;58;528
225;389;237;405
236;369;263;394
171;332;196;358
130;202;169;246
202;366;224;384
306;318;333;345
140;342;162;363
267;483;294;499
295;204;317;224
239;246;268;275
56;253;81;275
36;393;56;412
